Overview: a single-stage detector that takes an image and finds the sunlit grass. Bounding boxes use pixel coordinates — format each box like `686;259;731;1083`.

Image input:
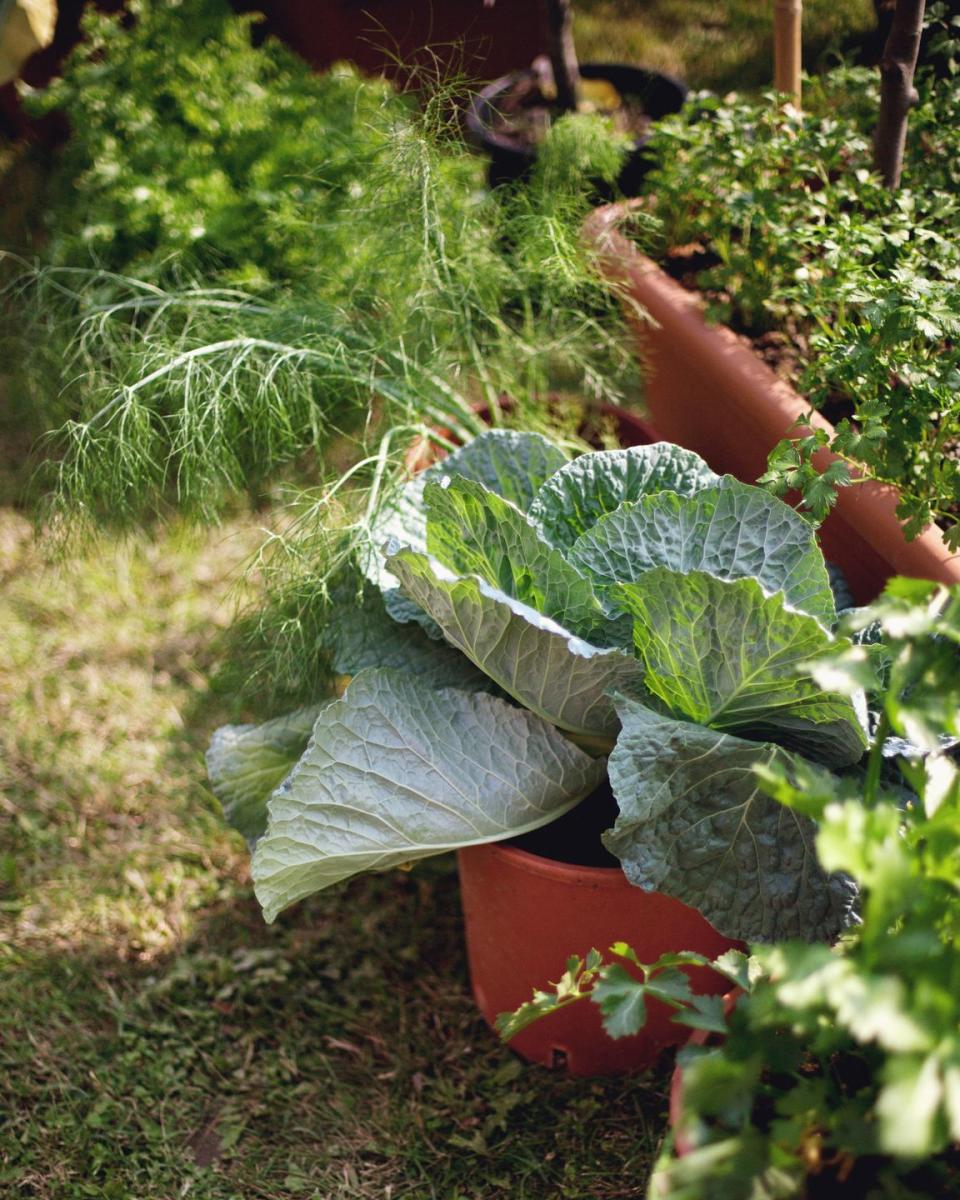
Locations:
575;0;876;92
0;511;666;1198
0;511;258;959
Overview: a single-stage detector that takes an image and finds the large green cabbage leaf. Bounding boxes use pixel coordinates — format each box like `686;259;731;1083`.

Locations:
611;570;867;766
603;698;858;942
424;428;569;510
207;583;488;841
424;476;606;643
528;443;720;551
251;668;606;921
360;430;568;628
569;478;836;627
387;547;645;741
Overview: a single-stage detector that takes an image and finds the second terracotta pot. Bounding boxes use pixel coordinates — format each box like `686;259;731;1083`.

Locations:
582;202;960;603
457;842;741;1076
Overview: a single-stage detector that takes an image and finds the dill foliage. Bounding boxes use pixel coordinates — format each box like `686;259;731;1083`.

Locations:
2;0;641;538
0;0;648;703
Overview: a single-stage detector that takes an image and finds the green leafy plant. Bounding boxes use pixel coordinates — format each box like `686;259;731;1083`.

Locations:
500;579;960;1198
645;55;960;548
207;428;871;941
2;0;642;540
18;0;401;282
495;943;754;1044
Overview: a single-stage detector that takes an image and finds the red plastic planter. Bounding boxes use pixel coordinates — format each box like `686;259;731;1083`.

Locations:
457;843;741;1076
245;1;546;85
667;991;741;1155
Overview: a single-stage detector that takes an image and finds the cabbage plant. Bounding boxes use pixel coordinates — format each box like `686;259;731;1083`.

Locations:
207;430;868;942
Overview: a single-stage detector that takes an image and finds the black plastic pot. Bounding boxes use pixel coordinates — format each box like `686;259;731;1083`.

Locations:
466;62;688;194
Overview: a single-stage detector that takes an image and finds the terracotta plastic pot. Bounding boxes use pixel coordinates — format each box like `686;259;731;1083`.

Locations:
583;201;960;603
667;990;741;1156
467;63;688;193
458;842;742;1076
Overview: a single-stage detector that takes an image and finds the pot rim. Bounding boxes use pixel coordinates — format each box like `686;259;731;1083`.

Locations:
466;62;688;159
464;839;633;888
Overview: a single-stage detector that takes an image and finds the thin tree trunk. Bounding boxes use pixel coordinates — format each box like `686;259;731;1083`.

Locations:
874;0;926;188
545;0;579;113
774;0;803;105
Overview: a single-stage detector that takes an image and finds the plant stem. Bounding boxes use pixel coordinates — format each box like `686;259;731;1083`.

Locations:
545;0;579;114
874;0;926;188
864;708;891;805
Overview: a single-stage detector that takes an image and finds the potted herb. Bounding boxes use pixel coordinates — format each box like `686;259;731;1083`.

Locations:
582;8;960;598
466;0;687;193
499;580;960;1192
208;427;868;1072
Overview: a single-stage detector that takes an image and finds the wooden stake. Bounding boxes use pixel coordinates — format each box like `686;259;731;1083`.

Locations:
774;0;803;105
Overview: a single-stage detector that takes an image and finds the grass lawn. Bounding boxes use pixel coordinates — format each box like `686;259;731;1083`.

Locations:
0;511;665;1198
576;0;876;93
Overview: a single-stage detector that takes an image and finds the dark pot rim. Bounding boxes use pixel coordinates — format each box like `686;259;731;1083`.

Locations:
466;61;689;162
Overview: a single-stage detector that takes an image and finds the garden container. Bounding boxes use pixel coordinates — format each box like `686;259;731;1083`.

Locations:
248;0;546;86
467;63;688;192
458;841;741;1076
667;991;740;1156
0;0;546;142
583;201;960;603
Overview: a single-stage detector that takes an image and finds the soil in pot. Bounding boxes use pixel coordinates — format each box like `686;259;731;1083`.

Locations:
488;71;652;150
508;776;620;867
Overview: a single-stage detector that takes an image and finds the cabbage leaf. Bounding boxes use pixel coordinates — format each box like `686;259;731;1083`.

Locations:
425;476;605;642
252;668;606;921
569;478;836;627
388;547;644;740
529;442;720;551
603;698;858;941
611;570;866;766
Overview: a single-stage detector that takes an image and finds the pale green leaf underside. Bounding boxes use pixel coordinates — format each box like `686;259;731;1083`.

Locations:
207;705;327;843
612;570;866;767
360;430;567;627
569;478;836;627
425;476;604;643
252;668;606;921
529;443;721;551
208;590;487;843
388;547;645;739
604;699;858;942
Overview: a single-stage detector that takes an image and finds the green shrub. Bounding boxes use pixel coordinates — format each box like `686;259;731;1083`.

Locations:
21;0;401;284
